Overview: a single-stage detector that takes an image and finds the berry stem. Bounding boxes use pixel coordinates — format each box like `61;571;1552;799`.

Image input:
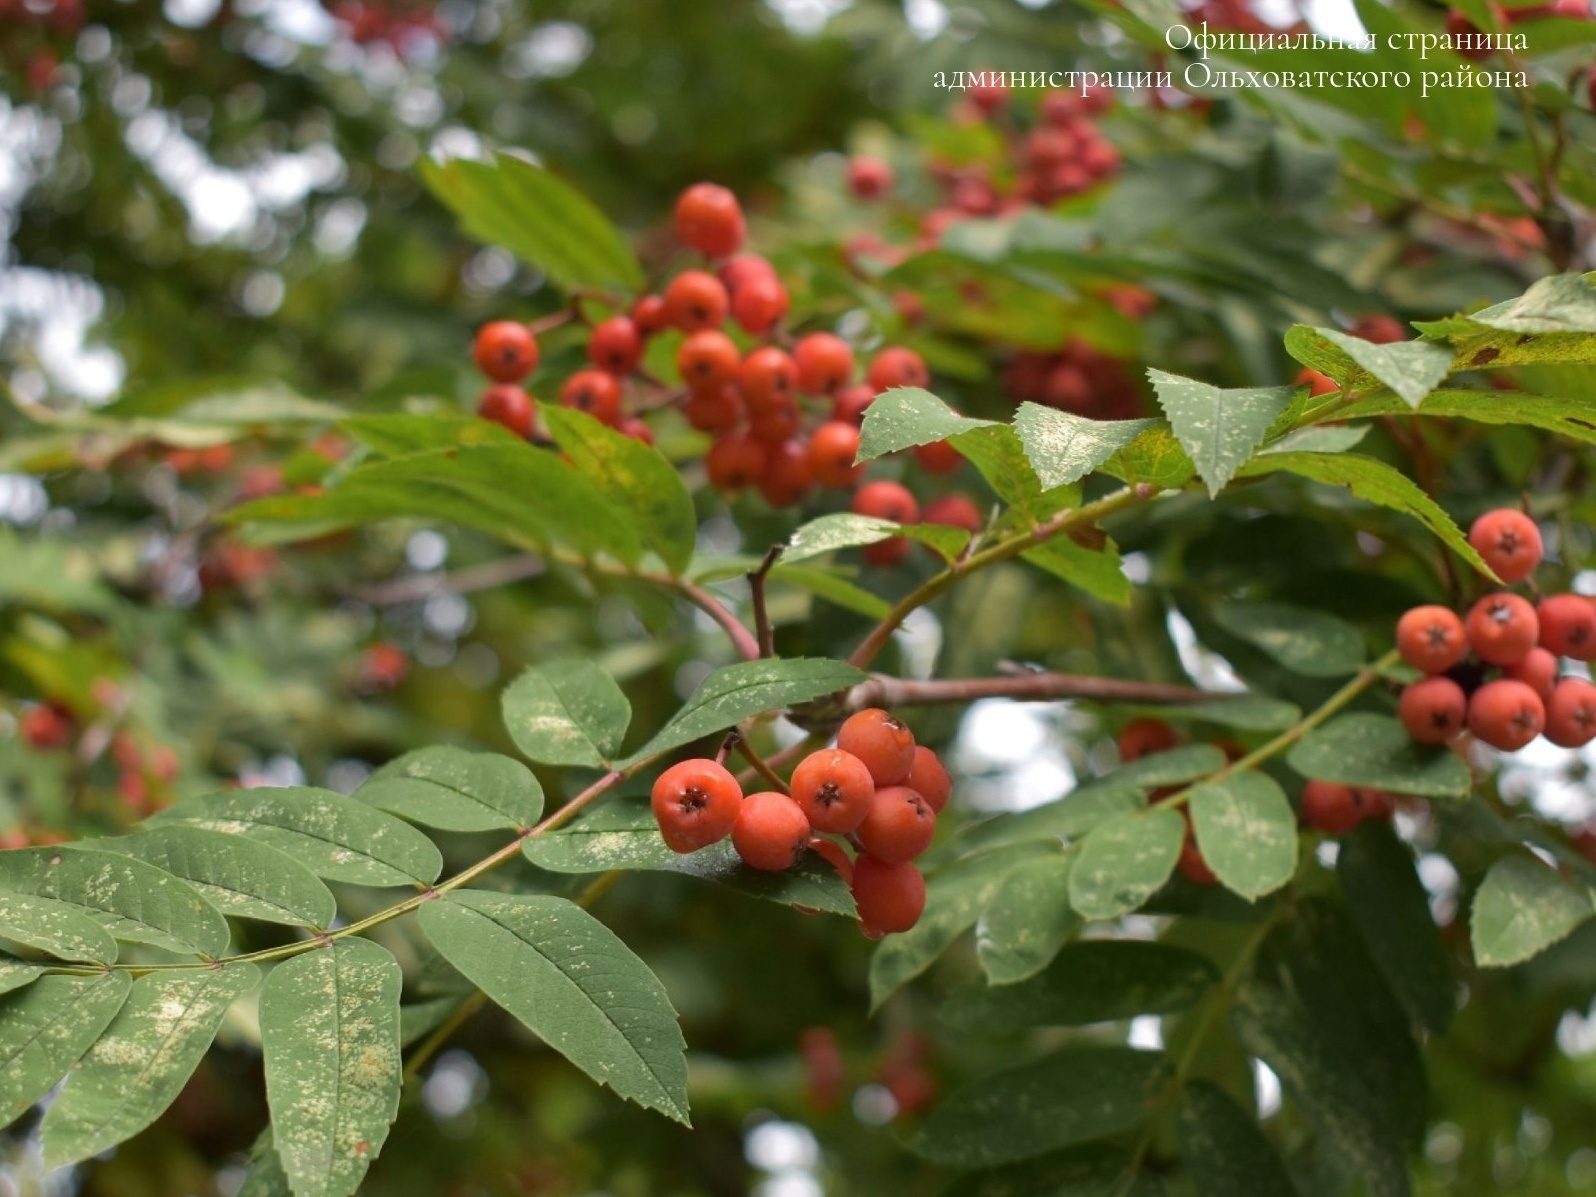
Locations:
732;731;792;794
848;484;1164;670
748;544;785;659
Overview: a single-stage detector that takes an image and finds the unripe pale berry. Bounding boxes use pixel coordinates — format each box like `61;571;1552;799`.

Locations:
790;748;876;834
1466;592;1540;666
1467;678;1545;751
473;321;539;382
1400;676;1468;744
1396;605;1468;674
854;786;936;863
851;854;927;937
1538;593;1596;660
837;708;916;787
732;791;811;871
651;759;743;853
1468;508;1543;583
1545;678;1596;748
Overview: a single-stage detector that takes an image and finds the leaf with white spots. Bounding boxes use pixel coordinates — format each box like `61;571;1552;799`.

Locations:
974;855;1081;985
358;746;544;834
0;971;131;1126
1013;404;1159;489
1176;1080;1297;1197
1471;854;1596;968
40;964;260;1169
501;659;632;769
260;938;403;1197
1212;602;1365;677
907;1046;1170;1167
0;847;228;957
99;826;336;928
1284;325;1453;408
1149;369;1295;497
1288;714;1471;798
1068;808;1186;920
0;892;117;964
0;958;43;997
154;788;443;888
1189;771;1298;900
236;1129;293;1197
418;891;690;1123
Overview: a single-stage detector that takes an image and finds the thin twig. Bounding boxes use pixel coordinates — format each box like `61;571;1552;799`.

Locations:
845;671;1214;709
748;545;785;659
346;555;545;605
674;577;761;661
731;730;792;794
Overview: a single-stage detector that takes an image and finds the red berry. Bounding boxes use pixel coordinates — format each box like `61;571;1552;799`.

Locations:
967;77;1009;114
847;155;894;201
1350;314;1407;344
472;321;539;383
801;1027;845;1112
913;440;962;474
1466;592;1540;666
1538;594;1596;660
1468;508;1543;583
650;759;743;853
1400;676;1468;744
663;270;729;333
476;385;535;437
867;347;930;393
790;748;876;834
1545;678;1596;748
1396;605;1468;674
832;384;877;425
560;369;623;425
732;791;812;871
678;330;741;392
855;785;936;862
923;494;983;534
1295;367;1337;396
758;440;813;508
807;835;855;883
719;254;779;292
631;294;668;336
1300;780;1364;835
747;396;802;445
808;421;864;489
1505;646;1559;700
737;346;798;410
362;642;409;690
905;747;952;812
683;386;742;434
794;333;855;395
852;480;919;524
706;434;767;493
1118;718;1179;762
730;275;789;336
1467;679;1546;751
837;708;917;787
617;416;654;445
1177;830;1218;887
851;854;926;937
588;316;643;375
673;183;745;258
19;703;72;751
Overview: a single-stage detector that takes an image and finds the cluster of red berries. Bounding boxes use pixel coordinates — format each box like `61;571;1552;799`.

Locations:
649;709;951;938
469;181;987;561
324;0;445;54
1002;338;1145;421
14;692;180;817
799;1026;936;1119
1396;508;1596;751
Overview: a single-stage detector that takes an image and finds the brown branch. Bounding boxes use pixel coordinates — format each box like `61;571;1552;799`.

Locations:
673;577;761;661
845;671;1215;711
748;544;784;658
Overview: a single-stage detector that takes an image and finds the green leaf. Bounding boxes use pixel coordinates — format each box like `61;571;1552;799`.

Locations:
0;959;44;997
1100;423;1197;489
502;659;632;769
870;844;1059;1009
236;1130;293;1197
155;788;443;887
1284;326;1453;408
1189;772;1298;900
1013;404;1159;489
0;848;228;957
956;787;1145;854
907;1047;1169;1167
1176;1080;1297;1197
1151;696;1302;731
943;1145;1164;1197
856;387;998;460
41;964;261;1169
1108;744;1230;790
1238;452;1495;579
418;891;690;1123
975;855;1081;984
783;512;968;566
419;150;643;294
1021;536;1132;605
625;658;866;764
0;892;118;964
1338;824;1454;1032
523;802;853;915
941;941;1218;1031
1069;808;1186;920
1148;369;1295;497
1413;273;1596;368
542;404;697;575
0;971;131;1125
99;826;336;928
260;938;403;1197
1471;854;1596;968
358;746;544;834
342;412;524;457
1212;602;1365;677
1287;714;1472;798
